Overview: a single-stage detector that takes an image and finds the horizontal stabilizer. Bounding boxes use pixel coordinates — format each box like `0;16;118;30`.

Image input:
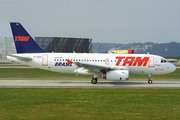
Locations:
7;54;32;61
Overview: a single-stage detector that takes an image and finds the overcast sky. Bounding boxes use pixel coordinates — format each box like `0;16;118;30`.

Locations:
0;0;180;43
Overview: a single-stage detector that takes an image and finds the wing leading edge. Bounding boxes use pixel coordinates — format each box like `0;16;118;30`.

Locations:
66;59;129;73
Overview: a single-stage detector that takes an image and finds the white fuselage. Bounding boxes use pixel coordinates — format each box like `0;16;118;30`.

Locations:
7;53;176;78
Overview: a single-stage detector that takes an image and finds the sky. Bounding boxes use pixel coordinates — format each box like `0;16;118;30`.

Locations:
0;0;180;44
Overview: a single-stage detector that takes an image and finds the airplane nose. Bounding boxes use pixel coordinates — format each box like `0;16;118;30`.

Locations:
169;63;176;73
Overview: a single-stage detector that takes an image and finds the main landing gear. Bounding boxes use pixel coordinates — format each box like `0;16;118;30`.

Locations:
91;78;98;84
148;74;153;84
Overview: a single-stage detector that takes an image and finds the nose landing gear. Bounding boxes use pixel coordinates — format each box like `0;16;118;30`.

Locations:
148;79;153;84
148;74;153;84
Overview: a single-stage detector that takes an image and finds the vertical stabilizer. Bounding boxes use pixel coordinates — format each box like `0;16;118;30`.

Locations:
10;22;46;53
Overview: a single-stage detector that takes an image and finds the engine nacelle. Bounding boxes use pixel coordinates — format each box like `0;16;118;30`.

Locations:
102;70;129;81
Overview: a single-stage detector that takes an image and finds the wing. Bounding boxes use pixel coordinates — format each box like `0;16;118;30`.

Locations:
66;59;129;73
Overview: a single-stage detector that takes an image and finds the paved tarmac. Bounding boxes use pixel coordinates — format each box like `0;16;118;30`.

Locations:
0;79;180;88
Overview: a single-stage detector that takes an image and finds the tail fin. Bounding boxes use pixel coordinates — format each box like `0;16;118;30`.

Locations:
10;22;46;53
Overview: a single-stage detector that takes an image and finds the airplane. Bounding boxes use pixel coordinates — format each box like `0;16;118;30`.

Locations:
6;22;176;84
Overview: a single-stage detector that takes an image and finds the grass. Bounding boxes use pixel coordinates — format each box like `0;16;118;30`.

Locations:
0;67;180;119
165;56;180;60
0;88;180;120
0;62;12;64
0;68;179;80
0;68;91;79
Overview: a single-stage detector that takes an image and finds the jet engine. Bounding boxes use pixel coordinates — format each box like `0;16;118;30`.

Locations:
102;70;129;81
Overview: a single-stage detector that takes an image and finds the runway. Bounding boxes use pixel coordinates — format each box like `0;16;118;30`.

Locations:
0;79;180;88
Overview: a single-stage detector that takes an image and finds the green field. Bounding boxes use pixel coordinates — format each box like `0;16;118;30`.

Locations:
0;68;180;119
165;56;180;60
0;88;180;120
0;62;12;64
0;68;179;80
0;68;91;79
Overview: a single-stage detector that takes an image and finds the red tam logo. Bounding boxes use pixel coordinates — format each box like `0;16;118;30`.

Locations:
15;36;30;41
115;56;150;66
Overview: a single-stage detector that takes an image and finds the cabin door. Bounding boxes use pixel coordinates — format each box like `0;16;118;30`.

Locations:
148;56;154;67
42;54;48;66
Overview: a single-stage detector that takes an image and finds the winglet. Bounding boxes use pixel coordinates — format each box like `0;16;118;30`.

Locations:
10;22;46;53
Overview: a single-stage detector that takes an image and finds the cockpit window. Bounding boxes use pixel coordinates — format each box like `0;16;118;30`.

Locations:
161;59;163;63
161;58;167;63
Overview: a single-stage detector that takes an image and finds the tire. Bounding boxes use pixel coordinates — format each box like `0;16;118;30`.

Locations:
148;80;153;84
91;78;97;84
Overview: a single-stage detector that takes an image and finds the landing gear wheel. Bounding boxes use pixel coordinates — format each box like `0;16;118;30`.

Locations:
147;74;153;84
148;80;153;84
91;78;97;84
